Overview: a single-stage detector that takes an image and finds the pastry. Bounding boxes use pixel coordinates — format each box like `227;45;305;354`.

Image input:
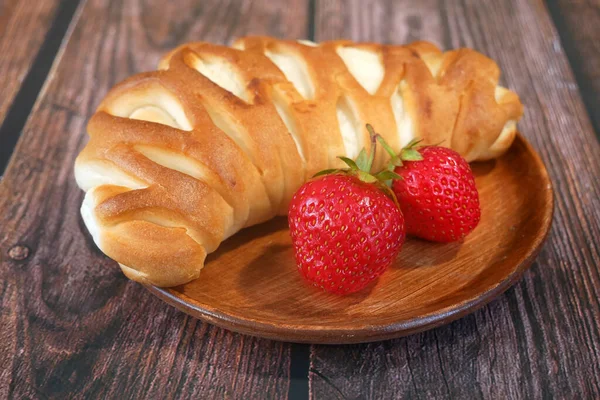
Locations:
74;36;523;286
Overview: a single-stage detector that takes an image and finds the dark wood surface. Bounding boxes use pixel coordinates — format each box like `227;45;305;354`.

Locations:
0;0;599;399
310;0;600;398
547;0;600;135
0;0;68;174
0;0;60;124
0;0;307;399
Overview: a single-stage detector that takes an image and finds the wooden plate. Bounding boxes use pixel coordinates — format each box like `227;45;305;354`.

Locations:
147;134;553;344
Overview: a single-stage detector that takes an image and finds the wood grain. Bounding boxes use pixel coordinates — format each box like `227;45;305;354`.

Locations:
0;0;308;398
148;135;553;344
311;0;600;398
0;0;60;125
1;0;599;398
547;0;600;134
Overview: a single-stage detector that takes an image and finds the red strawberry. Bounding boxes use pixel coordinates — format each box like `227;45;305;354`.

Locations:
390;145;481;242
288;130;405;294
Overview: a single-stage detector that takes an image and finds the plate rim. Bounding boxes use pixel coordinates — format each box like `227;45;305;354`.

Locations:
146;134;554;344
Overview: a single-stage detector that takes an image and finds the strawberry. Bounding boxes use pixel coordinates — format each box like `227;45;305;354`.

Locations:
288;129;405;294
382;139;481;242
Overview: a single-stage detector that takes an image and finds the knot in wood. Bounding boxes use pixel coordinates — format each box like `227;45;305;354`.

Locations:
8;245;30;261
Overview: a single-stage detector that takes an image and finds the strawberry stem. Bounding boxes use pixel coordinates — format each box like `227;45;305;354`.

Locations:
368;124;404;170
365;124;378;173
313;124;422;187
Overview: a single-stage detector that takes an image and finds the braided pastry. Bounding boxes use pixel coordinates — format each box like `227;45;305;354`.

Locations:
75;36;523;287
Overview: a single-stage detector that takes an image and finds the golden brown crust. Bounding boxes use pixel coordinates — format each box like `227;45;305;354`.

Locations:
75;36;524;287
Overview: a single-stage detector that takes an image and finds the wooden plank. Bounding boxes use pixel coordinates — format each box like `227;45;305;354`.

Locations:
311;0;600;398
0;0;80;176
0;0;60;124
547;0;600;135
0;0;308;398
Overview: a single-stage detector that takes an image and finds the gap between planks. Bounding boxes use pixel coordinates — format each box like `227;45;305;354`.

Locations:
0;0;84;177
545;0;599;138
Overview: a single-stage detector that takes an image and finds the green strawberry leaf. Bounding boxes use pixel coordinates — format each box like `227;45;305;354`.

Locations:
357;170;377;183
313;168;339;178
390;156;404;167
405;138;425;149
375;170;403;181
400;148;424;161
338;156;359;170
355;149;369;171
321;124;426;187
386;156;403;172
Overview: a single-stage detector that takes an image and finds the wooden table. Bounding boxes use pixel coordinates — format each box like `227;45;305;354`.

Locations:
1;0;599;398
